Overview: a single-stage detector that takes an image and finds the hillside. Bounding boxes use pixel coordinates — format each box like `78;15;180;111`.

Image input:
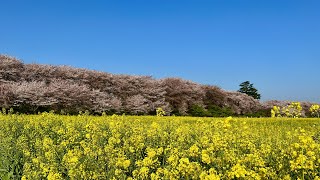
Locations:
0;54;312;116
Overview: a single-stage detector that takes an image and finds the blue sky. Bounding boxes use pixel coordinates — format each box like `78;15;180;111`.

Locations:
1;0;319;102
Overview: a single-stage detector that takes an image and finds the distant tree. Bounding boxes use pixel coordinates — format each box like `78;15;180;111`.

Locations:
225;91;261;115
203;85;226;107
0;55;23;82
0;83;14;108
238;81;261;100
161;78;205;115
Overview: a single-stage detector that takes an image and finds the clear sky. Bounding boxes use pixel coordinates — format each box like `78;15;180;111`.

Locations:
1;0;319;102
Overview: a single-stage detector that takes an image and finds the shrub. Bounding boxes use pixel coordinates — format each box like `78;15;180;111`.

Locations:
207;105;234;117
188;105;210;117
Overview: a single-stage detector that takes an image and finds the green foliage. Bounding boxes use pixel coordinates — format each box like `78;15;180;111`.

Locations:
207;105;234;117
238;81;261;100
188;105;211;117
245;109;271;117
188;105;234;117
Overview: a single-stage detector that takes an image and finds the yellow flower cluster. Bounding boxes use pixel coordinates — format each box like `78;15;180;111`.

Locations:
271;102;303;118
310;104;320;117
0;113;320;179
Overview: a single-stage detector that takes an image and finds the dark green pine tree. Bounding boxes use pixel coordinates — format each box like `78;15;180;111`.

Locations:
238;81;261;100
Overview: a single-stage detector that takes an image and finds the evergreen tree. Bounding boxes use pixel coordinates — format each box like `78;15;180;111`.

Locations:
238;81;261;100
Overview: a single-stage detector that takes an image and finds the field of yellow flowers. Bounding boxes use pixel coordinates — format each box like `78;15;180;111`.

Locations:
0;113;320;180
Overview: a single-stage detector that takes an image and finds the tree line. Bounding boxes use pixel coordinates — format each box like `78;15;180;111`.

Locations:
0;55;317;117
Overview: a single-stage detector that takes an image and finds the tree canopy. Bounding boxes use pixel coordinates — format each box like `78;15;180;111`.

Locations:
238;81;261;100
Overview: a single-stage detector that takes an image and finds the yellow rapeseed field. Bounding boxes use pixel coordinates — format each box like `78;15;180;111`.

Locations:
0;113;320;179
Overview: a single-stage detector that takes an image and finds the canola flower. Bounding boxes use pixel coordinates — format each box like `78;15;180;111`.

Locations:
0;113;320;179
310;104;320;118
